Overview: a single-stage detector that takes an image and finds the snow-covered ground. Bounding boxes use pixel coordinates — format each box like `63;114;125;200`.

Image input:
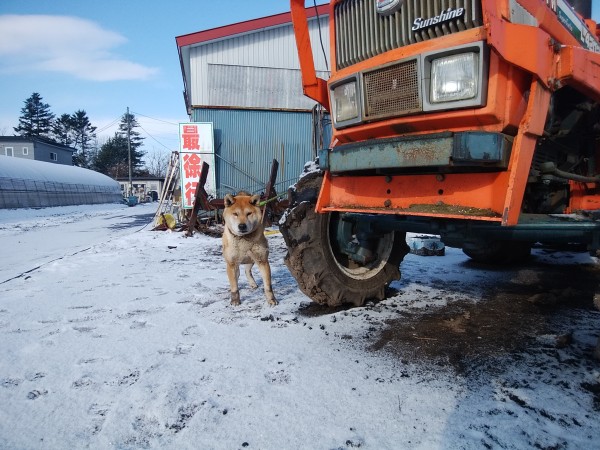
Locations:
0;203;599;449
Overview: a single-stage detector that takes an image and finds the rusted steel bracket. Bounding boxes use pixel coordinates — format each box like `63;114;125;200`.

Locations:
502;80;551;226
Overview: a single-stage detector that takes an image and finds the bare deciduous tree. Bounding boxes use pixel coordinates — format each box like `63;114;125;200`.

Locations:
143;148;172;178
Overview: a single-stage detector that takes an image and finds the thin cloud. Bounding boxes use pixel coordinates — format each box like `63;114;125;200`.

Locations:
0;14;159;81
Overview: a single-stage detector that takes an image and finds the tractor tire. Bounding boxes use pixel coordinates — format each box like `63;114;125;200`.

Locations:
280;170;409;307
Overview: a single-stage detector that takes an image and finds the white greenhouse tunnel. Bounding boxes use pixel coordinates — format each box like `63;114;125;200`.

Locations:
0;155;122;208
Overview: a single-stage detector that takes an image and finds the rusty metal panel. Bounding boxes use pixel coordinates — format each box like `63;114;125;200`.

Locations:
326;133;453;172
192;108;331;197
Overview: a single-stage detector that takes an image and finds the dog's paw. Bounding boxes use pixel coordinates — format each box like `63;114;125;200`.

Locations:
249;281;258;290
266;295;278;307
230;291;241;306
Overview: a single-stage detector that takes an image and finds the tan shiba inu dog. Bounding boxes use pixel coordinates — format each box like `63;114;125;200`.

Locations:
222;192;277;306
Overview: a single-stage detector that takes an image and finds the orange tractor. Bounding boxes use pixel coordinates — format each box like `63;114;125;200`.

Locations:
280;0;600;306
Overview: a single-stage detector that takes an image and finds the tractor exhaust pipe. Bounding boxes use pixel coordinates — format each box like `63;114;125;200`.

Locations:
567;0;592;19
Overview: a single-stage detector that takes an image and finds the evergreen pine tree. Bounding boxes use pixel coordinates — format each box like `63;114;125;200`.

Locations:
117;112;146;169
14;93;55;138
94;128;145;178
70;110;97;168
94;134;130;178
51;114;74;146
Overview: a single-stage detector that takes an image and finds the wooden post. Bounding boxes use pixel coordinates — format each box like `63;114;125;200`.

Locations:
186;162;210;237
262;159;279;225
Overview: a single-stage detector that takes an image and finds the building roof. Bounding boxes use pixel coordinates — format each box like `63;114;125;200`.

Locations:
0;136;77;153
175;3;329;48
176;3;330;114
0;155;118;188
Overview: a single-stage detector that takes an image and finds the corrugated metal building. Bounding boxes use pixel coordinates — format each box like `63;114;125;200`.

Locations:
176;4;331;197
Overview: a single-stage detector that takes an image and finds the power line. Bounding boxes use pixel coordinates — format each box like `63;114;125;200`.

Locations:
95;116;122;134
137;122;173;151
131;111;182;126
96;110;183;136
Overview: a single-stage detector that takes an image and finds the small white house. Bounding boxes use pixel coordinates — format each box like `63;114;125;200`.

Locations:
116;177;165;202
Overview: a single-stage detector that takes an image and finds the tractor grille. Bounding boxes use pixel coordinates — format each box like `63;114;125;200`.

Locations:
335;0;483;69
363;59;420;118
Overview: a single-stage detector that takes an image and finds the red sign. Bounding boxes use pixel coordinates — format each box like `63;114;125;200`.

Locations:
181;125;200;151
184;180;198;207
182;152;202;206
179;122;215;208
182;153;202;179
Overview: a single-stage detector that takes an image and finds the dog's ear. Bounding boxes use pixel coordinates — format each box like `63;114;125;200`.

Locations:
250;194;260;206
224;194;235;207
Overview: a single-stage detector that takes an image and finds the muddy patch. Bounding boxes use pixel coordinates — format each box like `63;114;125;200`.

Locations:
298;302;354;317
371;257;600;375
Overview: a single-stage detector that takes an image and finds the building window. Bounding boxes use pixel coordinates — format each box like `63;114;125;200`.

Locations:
5;147;13;157
50;152;57;161
22;147;29;156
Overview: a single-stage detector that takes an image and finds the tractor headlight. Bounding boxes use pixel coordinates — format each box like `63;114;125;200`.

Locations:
431;52;478;103
332;79;359;126
422;42;488;112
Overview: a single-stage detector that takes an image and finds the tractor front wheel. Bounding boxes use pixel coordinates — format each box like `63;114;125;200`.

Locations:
280;171;409;307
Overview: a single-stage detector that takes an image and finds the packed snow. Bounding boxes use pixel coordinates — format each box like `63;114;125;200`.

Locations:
0;203;599;449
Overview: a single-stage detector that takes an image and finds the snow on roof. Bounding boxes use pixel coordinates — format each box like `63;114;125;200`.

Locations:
0;155;119;188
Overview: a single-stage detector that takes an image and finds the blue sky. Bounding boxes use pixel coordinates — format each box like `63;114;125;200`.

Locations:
0;1;599;156
0;0;321;154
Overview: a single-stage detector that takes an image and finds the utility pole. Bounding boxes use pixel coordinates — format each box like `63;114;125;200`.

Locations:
127;107;132;197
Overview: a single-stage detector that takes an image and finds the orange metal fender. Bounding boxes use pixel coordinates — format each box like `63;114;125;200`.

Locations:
484;14;555;89
316;80;551;227
555;45;600;103
485;1;600;102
